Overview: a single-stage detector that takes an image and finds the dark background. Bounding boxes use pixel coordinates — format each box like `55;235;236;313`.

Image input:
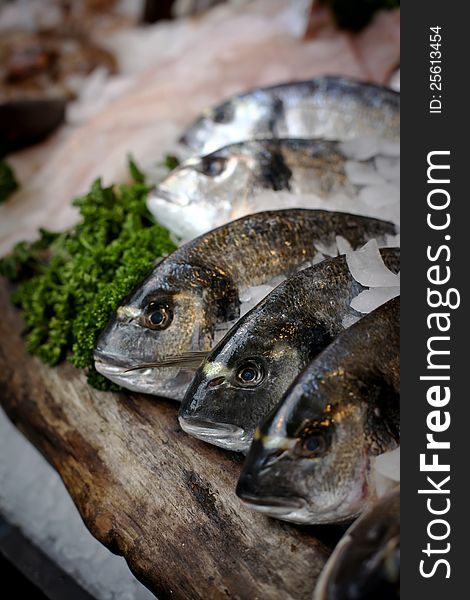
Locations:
0;553;48;599
401;1;466;597
0;516;95;599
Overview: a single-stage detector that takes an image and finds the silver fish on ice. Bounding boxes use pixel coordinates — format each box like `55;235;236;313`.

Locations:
148;138;400;241
180;76;399;155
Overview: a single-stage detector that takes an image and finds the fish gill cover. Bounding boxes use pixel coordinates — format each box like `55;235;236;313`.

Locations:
0;159;176;390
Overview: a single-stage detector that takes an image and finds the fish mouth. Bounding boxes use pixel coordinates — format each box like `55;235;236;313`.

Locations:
94;352;192;400
149;186;189;207
95;360;152;379
94;350;130;373
238;492;307;515
239;489;366;525
237;491;321;523
94;354;154;384
179;416;248;452
94;349;202;374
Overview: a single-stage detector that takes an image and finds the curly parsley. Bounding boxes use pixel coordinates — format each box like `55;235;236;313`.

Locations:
0;161;176;390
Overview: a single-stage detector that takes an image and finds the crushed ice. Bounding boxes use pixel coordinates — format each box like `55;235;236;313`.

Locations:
344;160;384;186
336;235;352;255
344;238;400;318
227;231;400;339
350;286;400;314
340;136;399;161
346;239;399;288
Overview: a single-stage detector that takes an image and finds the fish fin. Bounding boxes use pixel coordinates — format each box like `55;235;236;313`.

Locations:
124;351;208;371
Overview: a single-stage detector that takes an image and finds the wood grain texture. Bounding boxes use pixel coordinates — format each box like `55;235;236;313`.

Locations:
0;280;331;600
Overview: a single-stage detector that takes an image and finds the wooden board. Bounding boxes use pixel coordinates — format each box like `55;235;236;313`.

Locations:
0;281;332;600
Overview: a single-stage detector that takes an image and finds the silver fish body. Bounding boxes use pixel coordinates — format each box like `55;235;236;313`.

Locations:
148;138;399;241
94;210;396;400
180;77;400;155
313;487;400;600
236;297;400;524
179;249;400;451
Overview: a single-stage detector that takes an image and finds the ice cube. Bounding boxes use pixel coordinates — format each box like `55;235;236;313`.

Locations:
373;447;400;498
350;286;400;314
340;136;382;161
336;235;352;256
345;160;384;186
314;238;338;257
346;239;400;287
341;313;361;328
359;183;399;208
374;156;400;182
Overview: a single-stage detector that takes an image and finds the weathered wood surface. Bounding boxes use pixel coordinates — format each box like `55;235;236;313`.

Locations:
0;281;331;600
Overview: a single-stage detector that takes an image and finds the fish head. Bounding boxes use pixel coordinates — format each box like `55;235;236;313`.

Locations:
178;311;304;452
148;149;257;238
94;260;239;399
180;93;276;154
236;376;377;524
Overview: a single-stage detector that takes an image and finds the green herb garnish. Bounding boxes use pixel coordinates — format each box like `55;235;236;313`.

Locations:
0;161;176;390
164;154;180;171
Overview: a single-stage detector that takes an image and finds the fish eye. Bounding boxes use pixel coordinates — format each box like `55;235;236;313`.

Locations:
212;103;233;124
295;430;330;458
144;302;173;331
236;361;264;386
200;157;226;177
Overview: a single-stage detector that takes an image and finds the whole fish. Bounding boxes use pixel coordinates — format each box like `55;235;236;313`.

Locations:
94;210;396;400
180;77;400;155
236;297;400;524
179;249;399;452
148;138;399;241
313;487;400;600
